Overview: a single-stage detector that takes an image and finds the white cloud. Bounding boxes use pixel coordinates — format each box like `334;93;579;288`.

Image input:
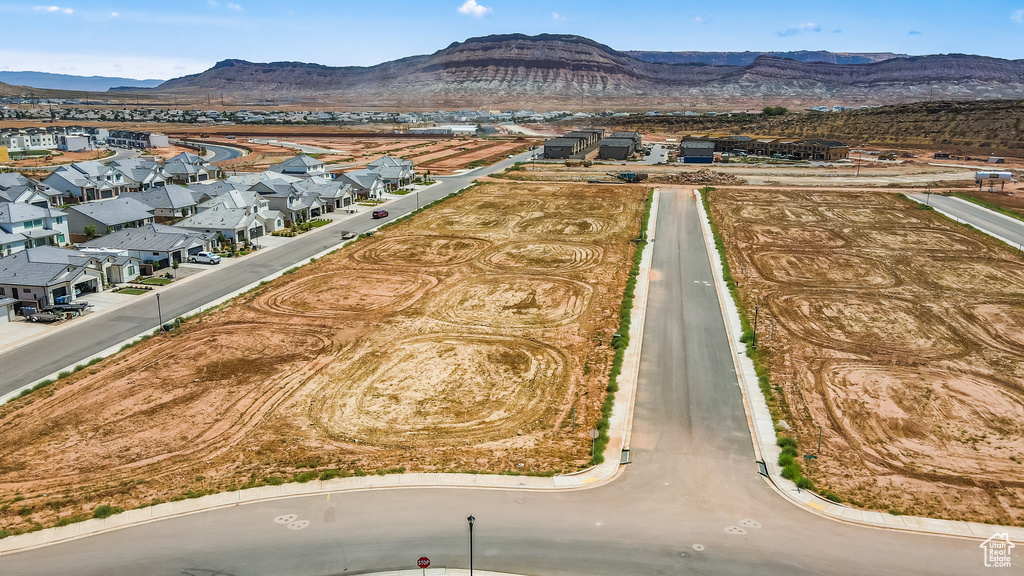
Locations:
227;2;243;10
694;15;711;24
552;12;564;20
34;5;72;14
0;49;211;79
207;0;220;6
458;0;491;17
111;12;119;17
1013;9;1024;23
778;22;821;37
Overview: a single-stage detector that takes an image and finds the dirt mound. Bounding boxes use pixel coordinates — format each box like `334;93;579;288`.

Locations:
651;168;746;185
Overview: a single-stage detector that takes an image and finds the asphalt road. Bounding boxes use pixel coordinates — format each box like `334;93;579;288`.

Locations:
0;159;511;394
909;192;1024;247
0;190;984;575
203;142;246;163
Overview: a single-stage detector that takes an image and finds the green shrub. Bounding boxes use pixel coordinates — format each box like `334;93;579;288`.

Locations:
319;469;341;481
777;437;798;449
795;476;815;490
778;453;795;467
92;504;123;519
262;476;284;486
293;471;318;483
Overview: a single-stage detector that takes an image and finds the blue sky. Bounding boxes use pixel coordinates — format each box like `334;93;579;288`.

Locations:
1;0;1023;79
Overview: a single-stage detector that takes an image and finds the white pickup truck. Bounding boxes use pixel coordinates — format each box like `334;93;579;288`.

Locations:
188;251;222;264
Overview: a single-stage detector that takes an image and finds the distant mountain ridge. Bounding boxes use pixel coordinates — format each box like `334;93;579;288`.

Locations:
0;71;164;92
625;50;906;66
152;34;1024;107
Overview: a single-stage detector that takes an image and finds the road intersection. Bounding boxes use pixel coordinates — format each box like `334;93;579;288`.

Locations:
0;189;994;575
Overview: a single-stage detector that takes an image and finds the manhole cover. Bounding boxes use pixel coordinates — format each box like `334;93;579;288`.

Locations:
739;518;762;529
692;544;706;552
274;514;298;524
724;526;747;535
287;520;310;530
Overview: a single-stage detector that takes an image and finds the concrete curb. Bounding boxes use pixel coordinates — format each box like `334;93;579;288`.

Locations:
0;184;660;555
692;188;1024;543
906;193;1024;249
0;181;449;406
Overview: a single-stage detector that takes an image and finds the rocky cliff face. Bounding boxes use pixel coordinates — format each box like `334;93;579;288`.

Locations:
155;34;1024;106
626;50;903;66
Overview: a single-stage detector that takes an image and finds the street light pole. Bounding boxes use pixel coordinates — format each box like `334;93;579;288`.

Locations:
156;293;164;332
467;515;475;576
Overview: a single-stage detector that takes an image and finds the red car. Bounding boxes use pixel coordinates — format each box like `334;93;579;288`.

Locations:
372;209;389;219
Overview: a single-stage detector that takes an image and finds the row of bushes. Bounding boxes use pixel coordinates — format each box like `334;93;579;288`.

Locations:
698;187;817;493
589;189;654;466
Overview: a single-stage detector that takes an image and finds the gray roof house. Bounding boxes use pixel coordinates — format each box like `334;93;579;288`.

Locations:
0;201;70;255
63;196;155;239
128;184;199;222
0;173;63;207
334;171;385;200
249;178;325;224
80;223;211;267
291;179;354;211
0;247;104;308
17;244;140;286
365;155;414;191
270;155;327;177
108;158;167;190
176;205;269;244
43;161;130;201
198;189;284;233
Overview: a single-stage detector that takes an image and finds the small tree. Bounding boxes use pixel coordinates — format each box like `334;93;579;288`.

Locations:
83;225;98;240
171;261;179;278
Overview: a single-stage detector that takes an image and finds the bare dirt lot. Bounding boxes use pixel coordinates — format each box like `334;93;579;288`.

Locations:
0;182;646;535
706;188;1024;525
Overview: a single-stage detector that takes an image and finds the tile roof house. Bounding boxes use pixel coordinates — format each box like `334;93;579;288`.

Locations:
80;223;211;267
0;201;70;256
63;196;155;239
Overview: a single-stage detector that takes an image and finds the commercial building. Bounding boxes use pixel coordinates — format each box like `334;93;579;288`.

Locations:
678;141;715;164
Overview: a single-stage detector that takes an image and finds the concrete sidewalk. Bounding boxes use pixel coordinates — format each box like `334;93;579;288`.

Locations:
0;188;661;555
692;188;1024;544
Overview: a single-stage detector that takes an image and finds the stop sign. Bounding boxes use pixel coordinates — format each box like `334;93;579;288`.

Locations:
417;557;430;568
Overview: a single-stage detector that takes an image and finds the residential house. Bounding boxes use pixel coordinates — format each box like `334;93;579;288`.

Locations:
0;247;104;309
80;223;211;268
196;188;284;233
291;178;354;212
18;245;140;287
0;296;16;323
176;205;268;245
63;196;155;241
108;157;167;190
106;130;170;149
129;184;199;222
269;155;327;177
334;170;385;200
44;161;130;201
162;151;219;184
249;178;324;225
0;201;70;255
365;155;414;191
0;173;63;207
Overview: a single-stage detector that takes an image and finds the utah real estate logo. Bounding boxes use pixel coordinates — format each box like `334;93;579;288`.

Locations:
981;533;1015;568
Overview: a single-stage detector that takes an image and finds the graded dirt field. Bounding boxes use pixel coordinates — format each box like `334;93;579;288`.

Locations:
706;188;1024;525
0;182;646;534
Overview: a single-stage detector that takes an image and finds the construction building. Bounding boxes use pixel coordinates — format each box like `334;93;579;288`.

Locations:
687;135;849;161
678;141;715;164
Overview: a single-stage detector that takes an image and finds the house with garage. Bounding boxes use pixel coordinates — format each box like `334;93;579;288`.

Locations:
0;296;16;323
195;188;285;234
334;170;385;200
80;223;212;269
0;201;70;255
0;248;104;310
291;178;354;212
63;196;155;241
129;184;199;222
269;155;327;177
365;155;414;190
44;161;130;202
162;151;219;184
248;178;325;225
0;173;64;207
176;205;269;246
108;158;168;191
19;245;140;287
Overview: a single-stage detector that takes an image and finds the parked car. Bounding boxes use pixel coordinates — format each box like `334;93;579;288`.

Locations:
372;209;389;219
189;251;222;264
